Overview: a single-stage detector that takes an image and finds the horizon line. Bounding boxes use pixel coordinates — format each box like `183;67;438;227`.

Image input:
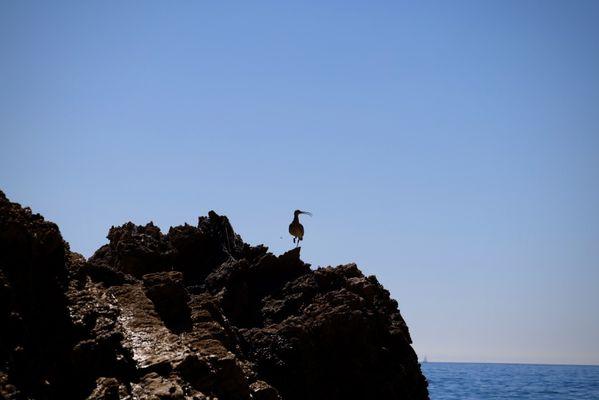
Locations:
420;360;599;367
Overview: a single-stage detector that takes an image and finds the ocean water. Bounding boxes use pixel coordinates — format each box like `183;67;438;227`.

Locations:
421;362;599;400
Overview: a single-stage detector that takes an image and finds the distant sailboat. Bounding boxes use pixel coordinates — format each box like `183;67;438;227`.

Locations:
422;356;428;363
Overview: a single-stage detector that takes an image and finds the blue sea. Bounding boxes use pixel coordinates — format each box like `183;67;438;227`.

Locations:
421;362;599;399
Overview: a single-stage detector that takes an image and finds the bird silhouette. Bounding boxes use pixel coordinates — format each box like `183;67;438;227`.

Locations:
289;210;312;247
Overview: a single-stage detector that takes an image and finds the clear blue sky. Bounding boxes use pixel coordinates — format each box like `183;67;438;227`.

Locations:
1;1;598;365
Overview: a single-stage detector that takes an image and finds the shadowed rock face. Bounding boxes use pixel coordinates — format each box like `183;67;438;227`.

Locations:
0;191;429;400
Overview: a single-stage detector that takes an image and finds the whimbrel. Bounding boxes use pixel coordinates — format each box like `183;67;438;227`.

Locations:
289;210;312;247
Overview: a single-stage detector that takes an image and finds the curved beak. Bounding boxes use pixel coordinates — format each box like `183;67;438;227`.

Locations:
300;211;313;217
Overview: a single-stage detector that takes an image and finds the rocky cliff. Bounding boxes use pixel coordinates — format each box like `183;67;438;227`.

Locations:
0;191;428;400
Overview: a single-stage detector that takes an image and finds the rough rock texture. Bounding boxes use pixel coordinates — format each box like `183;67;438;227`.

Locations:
0;191;428;400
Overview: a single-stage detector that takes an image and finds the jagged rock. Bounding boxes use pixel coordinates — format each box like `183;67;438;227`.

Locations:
87;377;129;400
91;222;176;279
0;191;429;400
249;380;280;400
0;191;74;398
143;271;191;332
130;372;187;400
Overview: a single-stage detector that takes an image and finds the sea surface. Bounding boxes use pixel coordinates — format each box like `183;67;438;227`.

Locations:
421;362;599;400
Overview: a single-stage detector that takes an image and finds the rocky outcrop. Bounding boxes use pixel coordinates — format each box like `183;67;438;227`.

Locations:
0;191;428;400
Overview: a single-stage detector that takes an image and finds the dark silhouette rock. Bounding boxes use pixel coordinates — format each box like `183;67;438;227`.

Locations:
0;191;75;399
0;191;429;399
